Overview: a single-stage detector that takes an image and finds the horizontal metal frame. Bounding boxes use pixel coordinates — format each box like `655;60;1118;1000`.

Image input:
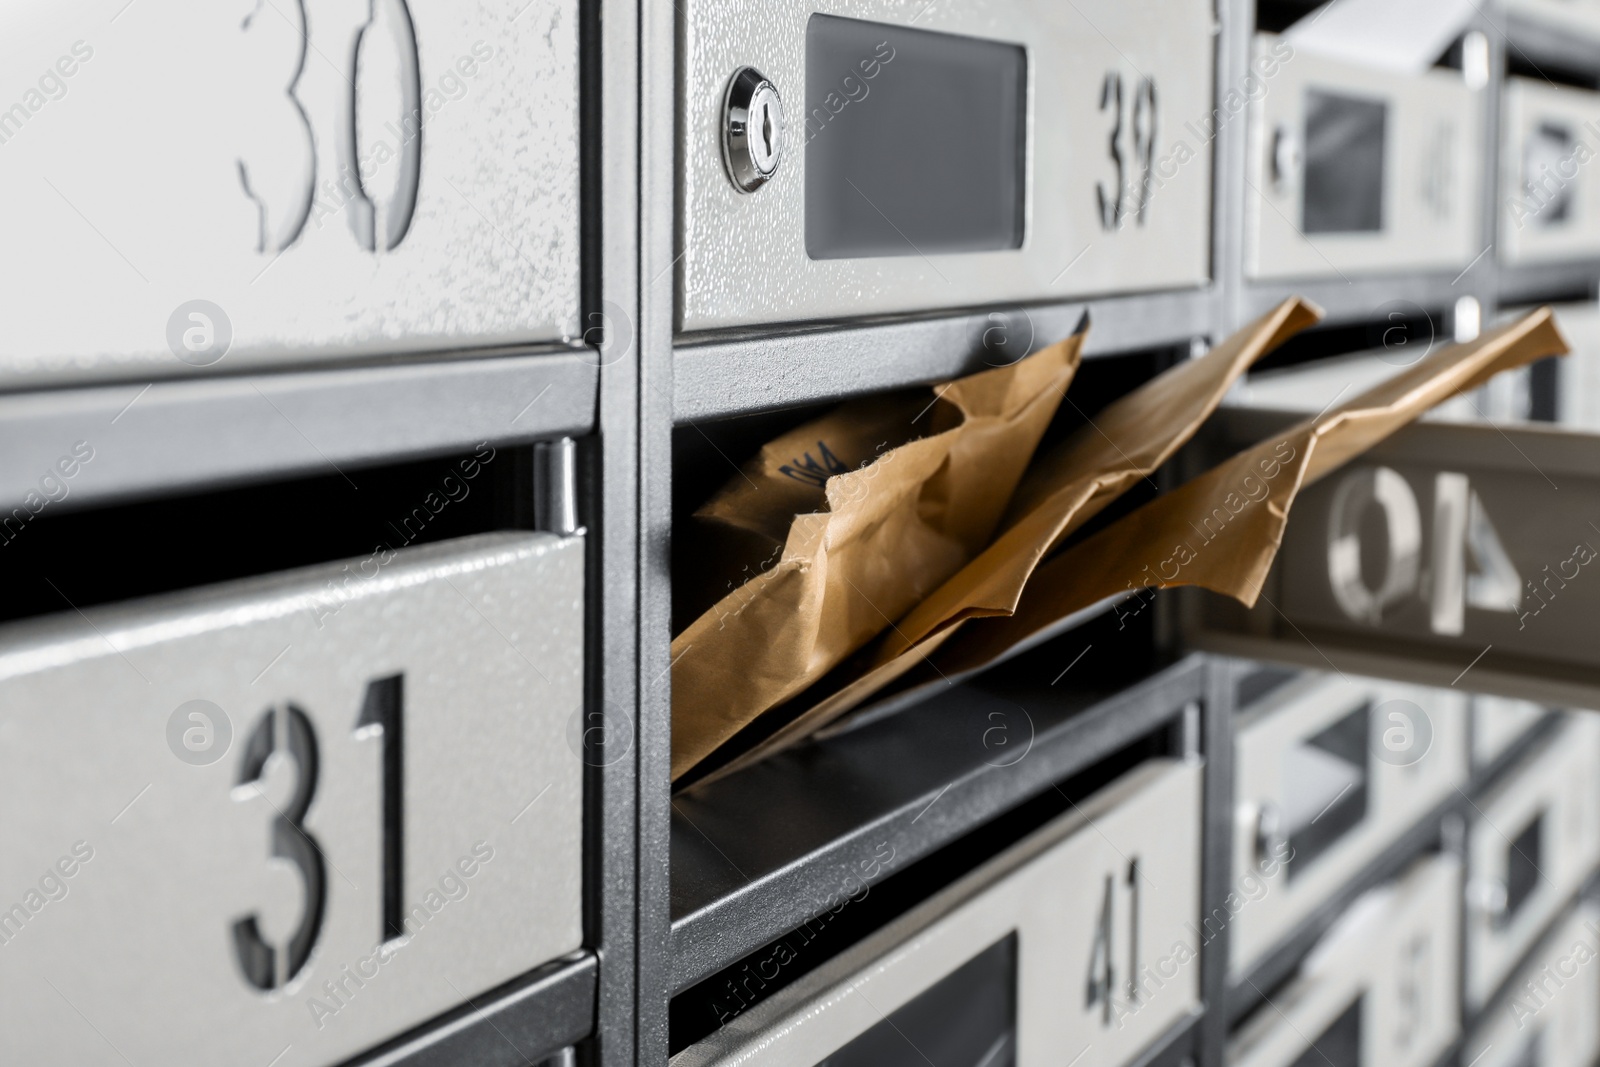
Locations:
671;288;1215;422
1503;10;1600;82
1222;708;1564;1025
0;349;598;512
668;655;1206;994
1239;272;1485;330
342;952;597;1067
1497;258;1600;305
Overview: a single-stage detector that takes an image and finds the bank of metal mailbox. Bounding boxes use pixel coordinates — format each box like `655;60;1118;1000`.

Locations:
677;0;1214;332
1463;900;1600;1067
673;759;1202;1067
1246;35;1481;280
1466;713;1600;1009
1473;694;1549;769
0;1;580;387
0;533;585;1066
1230;670;1468;974
1501;80;1600;266
1227;853;1461;1067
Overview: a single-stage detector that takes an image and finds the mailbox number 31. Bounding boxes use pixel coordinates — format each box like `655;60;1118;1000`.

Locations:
231;675;404;991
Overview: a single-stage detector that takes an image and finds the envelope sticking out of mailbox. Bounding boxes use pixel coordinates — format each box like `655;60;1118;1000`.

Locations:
673;297;1325;786
932;306;1571;688
689;306;1567;789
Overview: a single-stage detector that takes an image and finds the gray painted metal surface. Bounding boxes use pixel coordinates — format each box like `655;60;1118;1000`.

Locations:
0;1;581;387
0;533;585;1067
0;349;597;512
673;288;1213;421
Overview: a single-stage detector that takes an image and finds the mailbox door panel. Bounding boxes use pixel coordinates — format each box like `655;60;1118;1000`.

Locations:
673;760;1203;1067
1228;854;1460;1067
678;0;1214;331
0;533;584;1067
1246;36;1480;279
0;1;580;386
1231;673;1468;975
1464;901;1600;1067
1501;79;1600;266
1466;715;1600;1008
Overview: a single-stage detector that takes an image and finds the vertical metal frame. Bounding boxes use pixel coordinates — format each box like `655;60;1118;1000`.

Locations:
637;0;679;1062
1196;658;1239;1067
588;0;646;1063
1213;0;1254;336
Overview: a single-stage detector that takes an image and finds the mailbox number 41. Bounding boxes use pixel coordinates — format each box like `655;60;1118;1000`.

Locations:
1327;467;1520;635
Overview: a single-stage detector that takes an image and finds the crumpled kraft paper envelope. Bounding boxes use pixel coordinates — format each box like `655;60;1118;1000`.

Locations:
670;327;1087;780
934;306;1571;680
687;297;1323;788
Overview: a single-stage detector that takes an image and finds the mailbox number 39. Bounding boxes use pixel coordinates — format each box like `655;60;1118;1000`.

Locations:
231;675;404;991
1327;467;1520;635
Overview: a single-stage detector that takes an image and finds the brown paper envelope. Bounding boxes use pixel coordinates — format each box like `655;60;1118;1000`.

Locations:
935;307;1571;679
670;329;1087;780
684;298;1323;789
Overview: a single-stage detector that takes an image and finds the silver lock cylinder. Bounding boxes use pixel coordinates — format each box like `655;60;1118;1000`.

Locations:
722;67;784;192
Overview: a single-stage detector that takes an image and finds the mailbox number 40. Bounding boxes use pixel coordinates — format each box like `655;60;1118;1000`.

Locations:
1327;467;1520;635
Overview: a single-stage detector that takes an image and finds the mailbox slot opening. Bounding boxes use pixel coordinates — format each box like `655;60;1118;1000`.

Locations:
1291;995;1363;1067
809;933;1018;1067
1502;810;1544;928
0;444;543;627
1284;701;1371;882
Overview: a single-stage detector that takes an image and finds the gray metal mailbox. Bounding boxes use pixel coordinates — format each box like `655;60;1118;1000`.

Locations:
677;0;1214;331
0;532;585;1066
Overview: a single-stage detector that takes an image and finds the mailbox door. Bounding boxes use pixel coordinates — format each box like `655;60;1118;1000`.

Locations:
1231;672;1468;975
677;0;1214;331
1227;854;1460;1067
1463;901;1600;1067
0;1;581;386
1246;36;1480;279
1501;79;1600;266
0;532;585;1066
1466;715;1600;1008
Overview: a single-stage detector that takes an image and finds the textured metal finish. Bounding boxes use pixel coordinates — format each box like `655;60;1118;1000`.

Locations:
0;348;596;512
1246;36;1482;279
0;533;585;1067
0;1;580;386
345;953;596;1066
670;656;1205;994
673;760;1203;1067
678;0;1213;330
1228;854;1460;1067
673;288;1213;421
1229;671;1469;975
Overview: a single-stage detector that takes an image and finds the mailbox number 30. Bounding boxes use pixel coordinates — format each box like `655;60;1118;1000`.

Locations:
231;675;404;991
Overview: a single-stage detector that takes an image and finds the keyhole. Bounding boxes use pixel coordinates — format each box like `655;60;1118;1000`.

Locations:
760;103;773;159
